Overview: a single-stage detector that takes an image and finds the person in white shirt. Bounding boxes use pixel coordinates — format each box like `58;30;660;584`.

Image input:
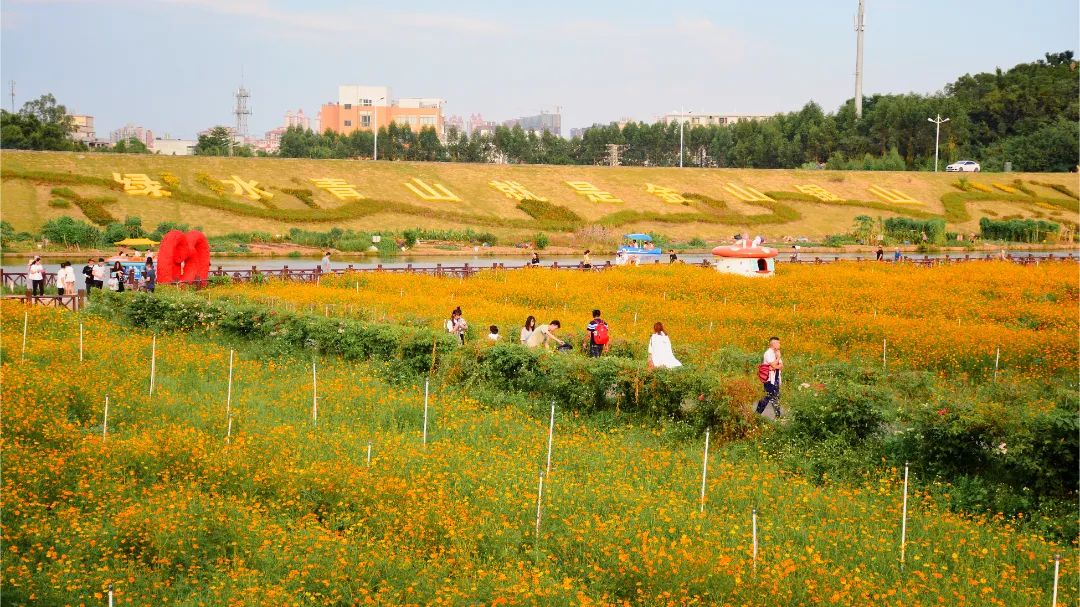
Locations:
320;252;331;273
755;336;784;417
445;307;468;345
647;322;682;369
91;258;107;291
520;316;536;345
487;325;501;341
28;257;45;296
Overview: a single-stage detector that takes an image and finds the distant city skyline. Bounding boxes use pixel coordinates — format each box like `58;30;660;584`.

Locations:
2;0;1076;140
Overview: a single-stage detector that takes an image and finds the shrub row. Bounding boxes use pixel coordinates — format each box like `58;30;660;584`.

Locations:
50;186;118;226
95;290;757;438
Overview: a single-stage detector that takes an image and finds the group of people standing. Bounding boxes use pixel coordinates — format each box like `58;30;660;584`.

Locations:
25;255;156;297
448;306;784;417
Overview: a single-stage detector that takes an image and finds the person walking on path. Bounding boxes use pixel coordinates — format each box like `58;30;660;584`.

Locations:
530;252;541;267
445;307;468;345
28;257;45;296
520;316;537;345
647;322;682;369
755;336;784;417
320;251;331;273
82;258;96;293
144;258;157;293
582;249;592;269
526;320;565;350
893;248;902;262
584;309;609;358
876;246;884;261
63;261;76;295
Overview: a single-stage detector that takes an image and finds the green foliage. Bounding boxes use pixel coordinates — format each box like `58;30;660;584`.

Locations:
401;227;498;246
279;188;318;208
533;232;550;250
515;199;582;224
47;198;70;208
1030;180;1079;199
0;94;83;151
978;217;1060;242
194;126;234;156
49;186;118;226
884;217;947;243
40;216;102;247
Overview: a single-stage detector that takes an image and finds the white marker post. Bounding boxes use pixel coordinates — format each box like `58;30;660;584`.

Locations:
1052;552;1061;607
752;507;759;573
148;334;157;397
226;414;233;444
994;347;1001;383
102;396;110;440
108;583;114;607
311;360;318;426
422;378;429;445
699;429;710;513
79;322;84;362
535;471;545;543
21;310;28;360
900;463;910;569
366;442;372;468
545;402;556;475
225;350;234;422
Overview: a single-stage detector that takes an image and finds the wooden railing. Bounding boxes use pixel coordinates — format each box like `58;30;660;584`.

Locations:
1;291;87;311
2;253;1075;294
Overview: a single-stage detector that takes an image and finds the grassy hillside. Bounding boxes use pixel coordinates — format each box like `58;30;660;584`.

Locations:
2;150;1077;242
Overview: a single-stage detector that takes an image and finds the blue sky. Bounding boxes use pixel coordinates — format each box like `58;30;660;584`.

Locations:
2;0;1076;139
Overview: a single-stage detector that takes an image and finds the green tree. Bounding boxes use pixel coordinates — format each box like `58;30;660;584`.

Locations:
0;94;80;151
194;126;233;156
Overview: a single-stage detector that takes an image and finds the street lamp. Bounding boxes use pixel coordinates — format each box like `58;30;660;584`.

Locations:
372;96;386;160
928;114;949;172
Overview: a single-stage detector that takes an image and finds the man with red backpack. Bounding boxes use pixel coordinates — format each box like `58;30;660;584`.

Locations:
585;309;610;357
755;336;783;417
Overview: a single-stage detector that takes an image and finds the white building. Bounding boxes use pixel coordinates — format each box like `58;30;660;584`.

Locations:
151;138;196;156
660;112;771;127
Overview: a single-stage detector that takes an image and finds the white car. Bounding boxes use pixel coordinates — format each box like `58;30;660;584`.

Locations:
946;160;980;172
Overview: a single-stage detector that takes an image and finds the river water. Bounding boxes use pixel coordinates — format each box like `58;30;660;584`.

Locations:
4;251;1073;291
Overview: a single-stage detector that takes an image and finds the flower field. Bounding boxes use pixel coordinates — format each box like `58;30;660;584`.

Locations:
214;261;1078;380
2;261;1077;606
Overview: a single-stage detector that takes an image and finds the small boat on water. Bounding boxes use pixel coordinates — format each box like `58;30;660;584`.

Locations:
615;233;663;266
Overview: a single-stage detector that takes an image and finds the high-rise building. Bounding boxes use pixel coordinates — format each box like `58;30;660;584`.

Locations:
110;123;154;147
502;111;561;136
284;109;310;130
318;85;445;140
467;113;497;137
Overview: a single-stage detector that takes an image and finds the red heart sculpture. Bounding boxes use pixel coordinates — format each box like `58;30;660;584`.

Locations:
157;230;210;285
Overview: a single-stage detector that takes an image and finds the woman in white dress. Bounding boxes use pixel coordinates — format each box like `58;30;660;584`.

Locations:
647;322;682;369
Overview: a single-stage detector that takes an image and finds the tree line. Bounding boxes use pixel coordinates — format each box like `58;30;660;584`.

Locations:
2;51;1076;171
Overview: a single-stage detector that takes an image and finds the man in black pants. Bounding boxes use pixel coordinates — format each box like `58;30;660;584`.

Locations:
82;258;96;294
584;309;608;358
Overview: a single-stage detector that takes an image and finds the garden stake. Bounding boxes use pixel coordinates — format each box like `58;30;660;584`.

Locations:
900;463;909;569
108;583;114;607
21;310;27;359
545;403;555;475
752;507;758;573
699;429;710;513
994;347;1000;382
226;414;233;444
311;360;318;426
422;378;429;445
366;442;372;468
148;333;156;397
1052;553;1061;607
102;396;109;440
79;322;84;362
534;471;544;543
226;350;234;421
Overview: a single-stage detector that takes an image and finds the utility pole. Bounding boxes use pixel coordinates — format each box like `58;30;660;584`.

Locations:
928;114;950;172
854;0;866;119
